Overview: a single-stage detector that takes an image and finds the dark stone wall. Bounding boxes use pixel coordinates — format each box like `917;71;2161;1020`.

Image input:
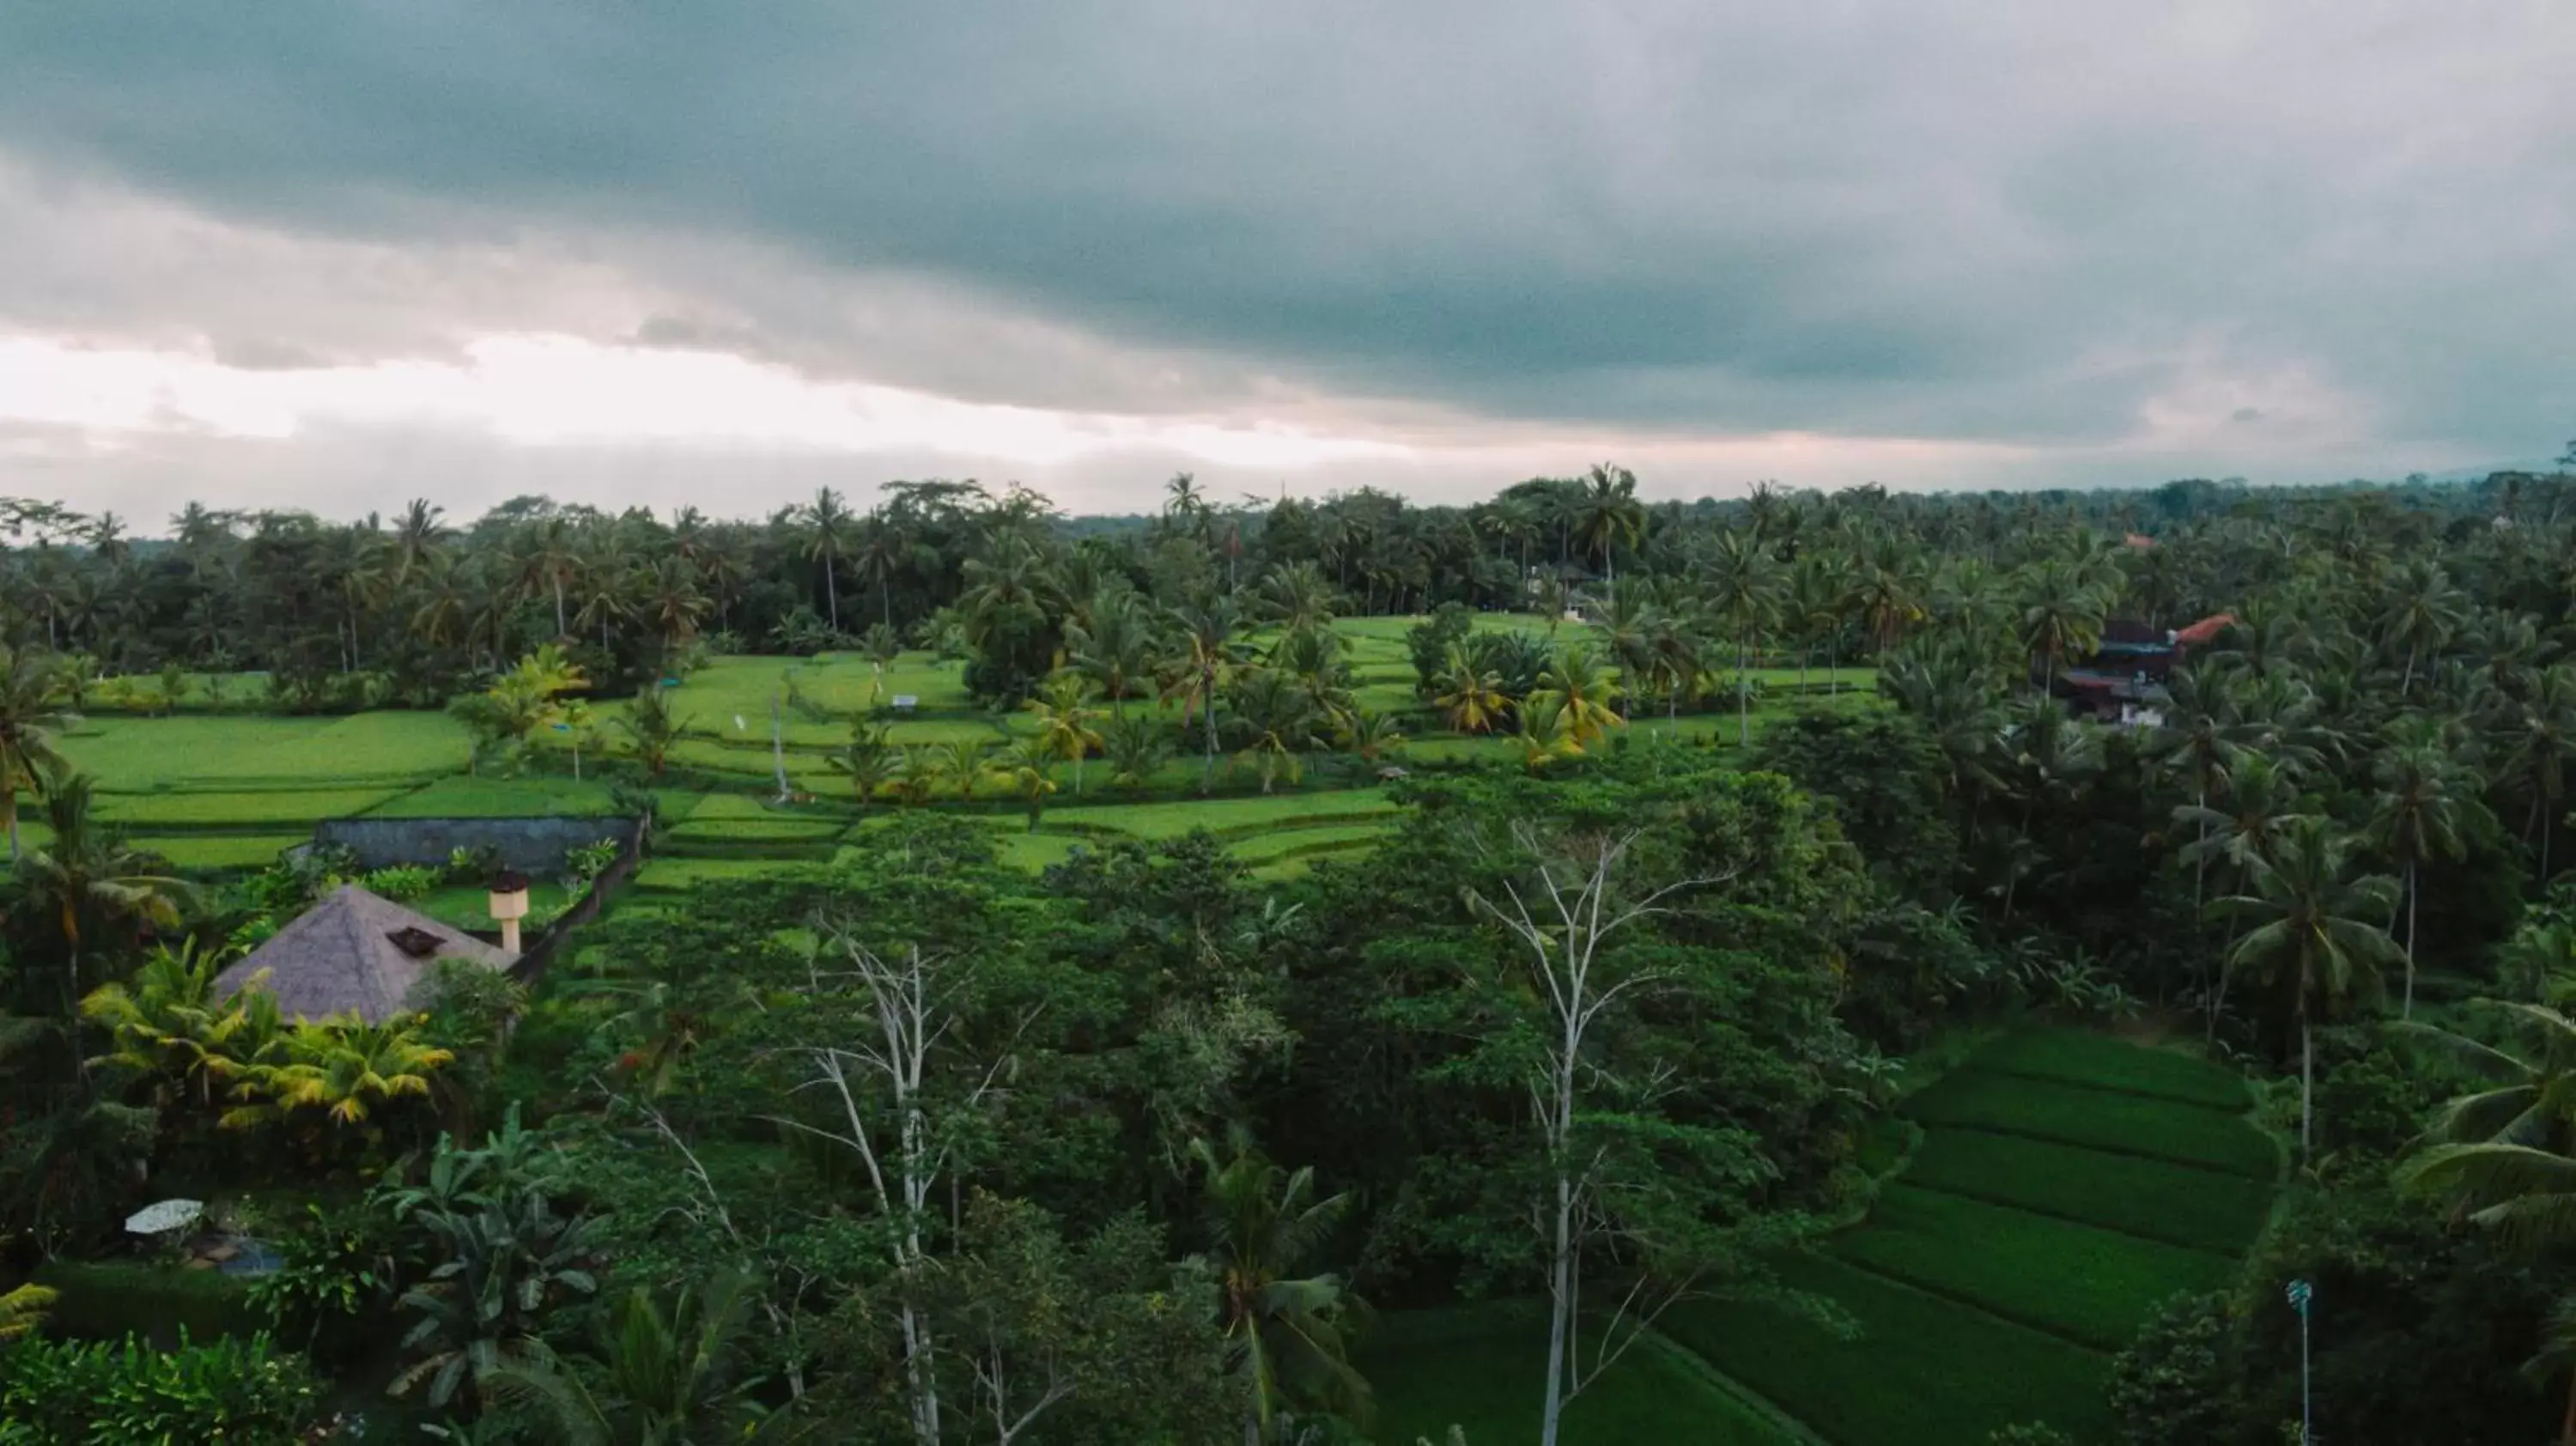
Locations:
311;816;635;873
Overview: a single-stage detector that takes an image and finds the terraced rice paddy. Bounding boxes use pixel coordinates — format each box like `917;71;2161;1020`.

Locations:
1370;1026;2276;1446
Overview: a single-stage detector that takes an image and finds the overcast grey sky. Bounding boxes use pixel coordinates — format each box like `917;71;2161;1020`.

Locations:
2;2;2570;524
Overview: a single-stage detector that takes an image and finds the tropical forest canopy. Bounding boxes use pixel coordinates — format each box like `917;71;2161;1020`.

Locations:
2;459;2576;1444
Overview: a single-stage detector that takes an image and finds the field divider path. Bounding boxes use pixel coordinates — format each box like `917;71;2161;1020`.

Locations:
1909;1117;2277;1182
1811;1252;2112;1359
1632;1323;1833;1446
1895;1172;2253;1256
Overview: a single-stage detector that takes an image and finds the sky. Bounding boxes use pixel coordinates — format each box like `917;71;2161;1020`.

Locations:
2;3;2571;528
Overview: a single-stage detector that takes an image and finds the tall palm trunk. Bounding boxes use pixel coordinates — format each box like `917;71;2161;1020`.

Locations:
823;562;840;634
2300;1011;2314;1168
552;576;568;639
2403;860;2419;1019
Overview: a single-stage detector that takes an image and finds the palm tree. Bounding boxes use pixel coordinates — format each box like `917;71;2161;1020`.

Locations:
14;776;188;1088
1339;709;1407;767
1512;699;1582;775
1571;463;1644;607
1525;645;1621;750
2379;558;2470;696
2506;665;2576;884
1102;713;1171;793
829;724;899;812
516;518;584;639
80;940;260;1111
617;684;689;781
2214;817;2403;1165
1228;669;1326;795
933;738;993;802
1704;531;1777;743
1431;644;1509;735
228;1013;454;1128
2397;1004;2576;1441
1068;589;1162;718
1163;597;1248;793
2366;738;2491;1017
860;623;904;707
852;512;907;630
1189;1133;1370;1443
804;486;857;635
0;644;72;860
1025;675;1105;796
996;735;1060;830
2018;559;2107;699
485;1269;773;1445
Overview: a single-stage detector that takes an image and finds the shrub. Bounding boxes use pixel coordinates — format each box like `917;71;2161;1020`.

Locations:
0;1329;319;1444
363;865;438;902
443;843;506;884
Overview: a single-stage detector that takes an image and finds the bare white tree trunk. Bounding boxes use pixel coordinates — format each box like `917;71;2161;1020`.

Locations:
1469;826;1729;1446
772;937;1040;1446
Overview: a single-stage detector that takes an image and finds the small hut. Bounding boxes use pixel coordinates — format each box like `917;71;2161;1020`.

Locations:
213;884;510;1024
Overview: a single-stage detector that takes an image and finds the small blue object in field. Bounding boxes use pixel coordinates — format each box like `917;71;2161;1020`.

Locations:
2285;1279;2313;1314
551;722;570;732
661;677;680;687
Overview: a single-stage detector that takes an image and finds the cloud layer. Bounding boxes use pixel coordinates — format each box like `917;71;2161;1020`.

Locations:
2;2;2570;521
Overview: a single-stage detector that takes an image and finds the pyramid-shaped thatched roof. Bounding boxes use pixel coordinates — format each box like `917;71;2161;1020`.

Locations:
215;884;510;1024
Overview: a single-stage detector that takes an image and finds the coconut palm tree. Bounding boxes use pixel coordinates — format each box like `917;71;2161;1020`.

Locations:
2505;665;2576;884
484;1269;774;1445
1188;1133;1370;1443
2214;817;2403;1165
0;644;72;860
852;511;907;630
1163;597;1248;793
829;724;899;812
228;1013;454;1129
2018;559;2108;699
1025;675;1106;796
1431;644;1510;736
13;776;188;1088
1525;645;1621;750
1571;464;1645;607
80;940;263;1111
617;684;689;781
515;517;584;640
2379;557;2470;696
1227;669;1327;795
1339;709;1407;767
1704;531;1777;742
1512;699;1583;775
2367;737;2493;1016
933;738;993;802
2397;1004;2576;1442
996;735;1061;830
859;623;904;707
803;486;856;636
1068;589;1163;718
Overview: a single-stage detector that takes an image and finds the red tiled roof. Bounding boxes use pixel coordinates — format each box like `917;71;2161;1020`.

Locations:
2173;613;2234;648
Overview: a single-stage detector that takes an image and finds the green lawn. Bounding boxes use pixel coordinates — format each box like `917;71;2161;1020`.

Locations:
1364;1303;1804;1446
1045;788;1396;839
1904;1068;2280;1180
412;881;578;932
1899;1128;2276;1254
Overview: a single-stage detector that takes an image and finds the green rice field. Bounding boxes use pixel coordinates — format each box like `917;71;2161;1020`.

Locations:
1370;1026;2279;1446
27;619;1875;885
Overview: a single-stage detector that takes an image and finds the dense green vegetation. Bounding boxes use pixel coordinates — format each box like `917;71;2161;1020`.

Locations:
4;464;2576;1443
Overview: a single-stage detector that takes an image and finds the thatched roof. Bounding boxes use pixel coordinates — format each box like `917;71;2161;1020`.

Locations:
215;884;510;1024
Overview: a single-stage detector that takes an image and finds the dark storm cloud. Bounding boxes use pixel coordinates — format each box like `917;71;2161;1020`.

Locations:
1;1;2573;460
